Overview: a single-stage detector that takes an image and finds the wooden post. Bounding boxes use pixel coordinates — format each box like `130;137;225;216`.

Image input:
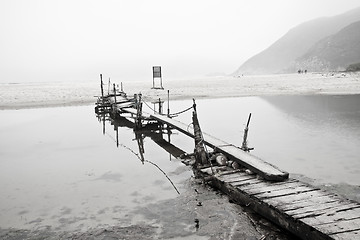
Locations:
192;98;197;113
135;94;143;129
241;113;254;152
102;114;105;135
167;90;170;117
192;99;208;165
158;98;162;114
113;83;117;114
100;74;104;98
108;78;111;95
116;125;119;148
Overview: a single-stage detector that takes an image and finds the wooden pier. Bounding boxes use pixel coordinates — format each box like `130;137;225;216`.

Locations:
95;83;360;240
146;112;288;181
199;166;360;240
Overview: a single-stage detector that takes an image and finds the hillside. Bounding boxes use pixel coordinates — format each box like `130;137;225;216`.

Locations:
233;6;360;75
293;21;360;72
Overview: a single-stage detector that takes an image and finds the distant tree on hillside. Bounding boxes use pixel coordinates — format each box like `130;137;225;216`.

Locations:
346;62;360;72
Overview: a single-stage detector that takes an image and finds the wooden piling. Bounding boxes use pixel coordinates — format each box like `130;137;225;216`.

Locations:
113;84;117;114
241;113;254;152
135;94;143;129
167;90;170;117
100;74;104;99
159;98;162;114
192;99;208;165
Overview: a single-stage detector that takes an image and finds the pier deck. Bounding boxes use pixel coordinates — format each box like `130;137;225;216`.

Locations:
199;166;360;240
122;108;289;181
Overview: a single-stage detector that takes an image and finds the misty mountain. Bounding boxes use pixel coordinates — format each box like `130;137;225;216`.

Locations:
293;21;360;72
233;6;360;75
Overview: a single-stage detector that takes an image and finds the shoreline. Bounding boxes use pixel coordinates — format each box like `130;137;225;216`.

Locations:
1;72;360;110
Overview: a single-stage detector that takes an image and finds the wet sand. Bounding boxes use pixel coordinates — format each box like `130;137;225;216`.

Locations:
0;178;294;240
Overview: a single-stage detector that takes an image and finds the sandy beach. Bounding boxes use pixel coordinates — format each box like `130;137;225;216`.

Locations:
1;72;360;110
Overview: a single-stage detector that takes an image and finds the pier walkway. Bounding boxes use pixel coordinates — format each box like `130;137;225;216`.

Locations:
200;166;360;240
152;113;288;181
121;107;288;181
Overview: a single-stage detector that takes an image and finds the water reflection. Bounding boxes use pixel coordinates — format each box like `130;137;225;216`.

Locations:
95;109;193;196
0;106;191;232
95;110;187;163
260;95;360;185
262;95;360;130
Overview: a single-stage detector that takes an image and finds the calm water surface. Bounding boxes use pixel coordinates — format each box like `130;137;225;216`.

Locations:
0;106;192;231
0;94;359;233
171;95;360;185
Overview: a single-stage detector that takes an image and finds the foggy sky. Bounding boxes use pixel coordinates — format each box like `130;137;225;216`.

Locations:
1;0;360;83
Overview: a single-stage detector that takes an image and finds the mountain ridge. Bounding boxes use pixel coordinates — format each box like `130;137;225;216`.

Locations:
293;20;360;72
233;6;360;75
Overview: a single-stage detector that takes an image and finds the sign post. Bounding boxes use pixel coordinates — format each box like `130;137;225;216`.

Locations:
152;66;164;89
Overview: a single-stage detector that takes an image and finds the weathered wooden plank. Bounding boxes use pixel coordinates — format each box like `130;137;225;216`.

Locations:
297;203;360;219
254;186;318;200
211;144;289;181
218;172;256;182
294;203;360;220
279;194;341;211
301;206;360;226
241;181;306;196
223;175;257;184
200;166;223;175
315;217;360;235
285;201;344;216
217;169;250;178
217;169;244;176
263;189;331;207
239;178;299;191
232;178;263;187
331;229;360;240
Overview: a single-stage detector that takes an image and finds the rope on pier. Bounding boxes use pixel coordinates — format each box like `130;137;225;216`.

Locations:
187;122;194;133
169;106;193;117
141;99;193;117
142;100;158;113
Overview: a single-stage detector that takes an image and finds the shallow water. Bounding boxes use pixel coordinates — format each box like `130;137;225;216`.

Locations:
169;95;360;186
0;106;192;232
1;95;359;236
